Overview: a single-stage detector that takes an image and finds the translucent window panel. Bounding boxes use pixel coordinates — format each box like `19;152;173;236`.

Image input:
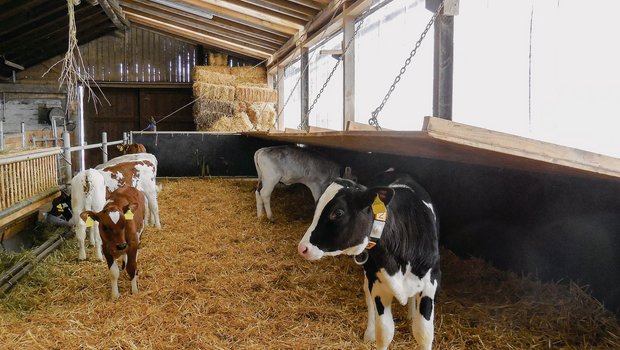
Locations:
454;0;620;158
282;59;302;130
355;0;434;130
308;33;344;130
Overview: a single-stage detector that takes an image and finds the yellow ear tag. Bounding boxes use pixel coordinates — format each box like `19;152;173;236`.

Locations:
56;204;64;212
372;195;387;222
85;216;95;227
124;209;134;221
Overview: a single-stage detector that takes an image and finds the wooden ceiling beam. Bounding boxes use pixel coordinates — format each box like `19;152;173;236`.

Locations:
209;16;289;42
178;0;300;35
288;0;328;11
224;0;308;25
133;24;263;64
125;13;272;59
0;0;49;23
16;18;115;68
0;1;68;39
243;0;318;18
121;0;288;44
123;8;281;51
1;5;101;50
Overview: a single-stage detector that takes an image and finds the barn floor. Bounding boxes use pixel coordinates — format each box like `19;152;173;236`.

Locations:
0;178;619;349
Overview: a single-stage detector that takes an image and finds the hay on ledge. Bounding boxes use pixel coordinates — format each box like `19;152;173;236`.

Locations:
0;179;618;350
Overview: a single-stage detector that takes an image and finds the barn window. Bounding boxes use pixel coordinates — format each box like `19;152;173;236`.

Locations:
453;0;620;158
354;0;434;130
308;32;344;130
282;59;302;129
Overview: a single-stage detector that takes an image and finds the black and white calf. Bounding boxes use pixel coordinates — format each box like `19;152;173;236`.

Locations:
297;173;440;350
254;145;343;222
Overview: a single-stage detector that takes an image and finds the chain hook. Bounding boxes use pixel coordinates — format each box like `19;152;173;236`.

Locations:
368;1;444;129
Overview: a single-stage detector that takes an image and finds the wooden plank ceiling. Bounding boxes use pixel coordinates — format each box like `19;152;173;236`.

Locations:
0;0;333;76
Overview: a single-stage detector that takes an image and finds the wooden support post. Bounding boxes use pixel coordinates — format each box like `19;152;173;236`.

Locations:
300;47;309;129
276;66;285;130
428;0;458;120
343;7;356;130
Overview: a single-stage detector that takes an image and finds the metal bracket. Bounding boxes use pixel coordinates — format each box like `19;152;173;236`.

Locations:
426;0;459;16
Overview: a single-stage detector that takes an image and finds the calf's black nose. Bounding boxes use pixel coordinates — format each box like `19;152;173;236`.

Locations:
116;243;128;250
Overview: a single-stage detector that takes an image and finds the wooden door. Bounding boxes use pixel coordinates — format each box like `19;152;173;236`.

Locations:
83;88;140;168
83;87;194;168
138;89;194;131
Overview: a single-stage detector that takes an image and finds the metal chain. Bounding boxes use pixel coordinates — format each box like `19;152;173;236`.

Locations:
300;17;366;131
368;1;444;130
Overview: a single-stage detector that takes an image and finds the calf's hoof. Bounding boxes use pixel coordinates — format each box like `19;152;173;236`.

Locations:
363;329;376;343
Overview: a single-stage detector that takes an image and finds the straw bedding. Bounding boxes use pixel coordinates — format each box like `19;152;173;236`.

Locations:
1;178;618;349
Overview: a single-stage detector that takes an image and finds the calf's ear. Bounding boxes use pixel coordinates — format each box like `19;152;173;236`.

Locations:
123;203;139;219
80;211;97;227
362;187;395;207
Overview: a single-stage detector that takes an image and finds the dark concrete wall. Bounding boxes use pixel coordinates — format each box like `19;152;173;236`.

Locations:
133;133;620;314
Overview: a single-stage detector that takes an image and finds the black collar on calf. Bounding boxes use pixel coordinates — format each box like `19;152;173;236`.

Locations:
354;194;389;265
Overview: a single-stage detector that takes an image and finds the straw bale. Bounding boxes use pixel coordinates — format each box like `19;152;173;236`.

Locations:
234;100;249;114
235;85;277;103
1;179;619;350
193;99;235;115
231;66;267;85
193;82;235;101
208;52;228;66
209;112;253;132
193;71;236;85
194;111;228;131
247;102;276;131
192;66;231;80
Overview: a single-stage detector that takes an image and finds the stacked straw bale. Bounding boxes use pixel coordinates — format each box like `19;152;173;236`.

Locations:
208;52;228;66
193;100;236;130
192;83;235;101
192;64;277;132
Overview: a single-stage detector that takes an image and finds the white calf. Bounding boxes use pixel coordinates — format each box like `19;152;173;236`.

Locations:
254;145;342;222
70;169;106;261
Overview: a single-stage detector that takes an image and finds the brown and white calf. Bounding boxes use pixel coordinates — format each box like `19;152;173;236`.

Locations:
117;143;147;154
96;153;161;229
80;186;146;299
254;145;346;222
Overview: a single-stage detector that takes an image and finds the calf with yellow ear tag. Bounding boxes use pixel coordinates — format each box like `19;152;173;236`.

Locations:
81;186;146;299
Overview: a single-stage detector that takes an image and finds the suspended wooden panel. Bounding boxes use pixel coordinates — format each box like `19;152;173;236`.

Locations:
244;116;620;182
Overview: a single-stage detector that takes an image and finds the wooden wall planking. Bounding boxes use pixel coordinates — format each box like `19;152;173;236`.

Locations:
75;27;196;83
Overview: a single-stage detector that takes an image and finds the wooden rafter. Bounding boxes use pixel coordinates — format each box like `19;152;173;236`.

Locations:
224;0;308;25
242;0;318;19
178;0;301;35
121;0;289;46
121;1;284;49
124;12;272;59
123;8;280;52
